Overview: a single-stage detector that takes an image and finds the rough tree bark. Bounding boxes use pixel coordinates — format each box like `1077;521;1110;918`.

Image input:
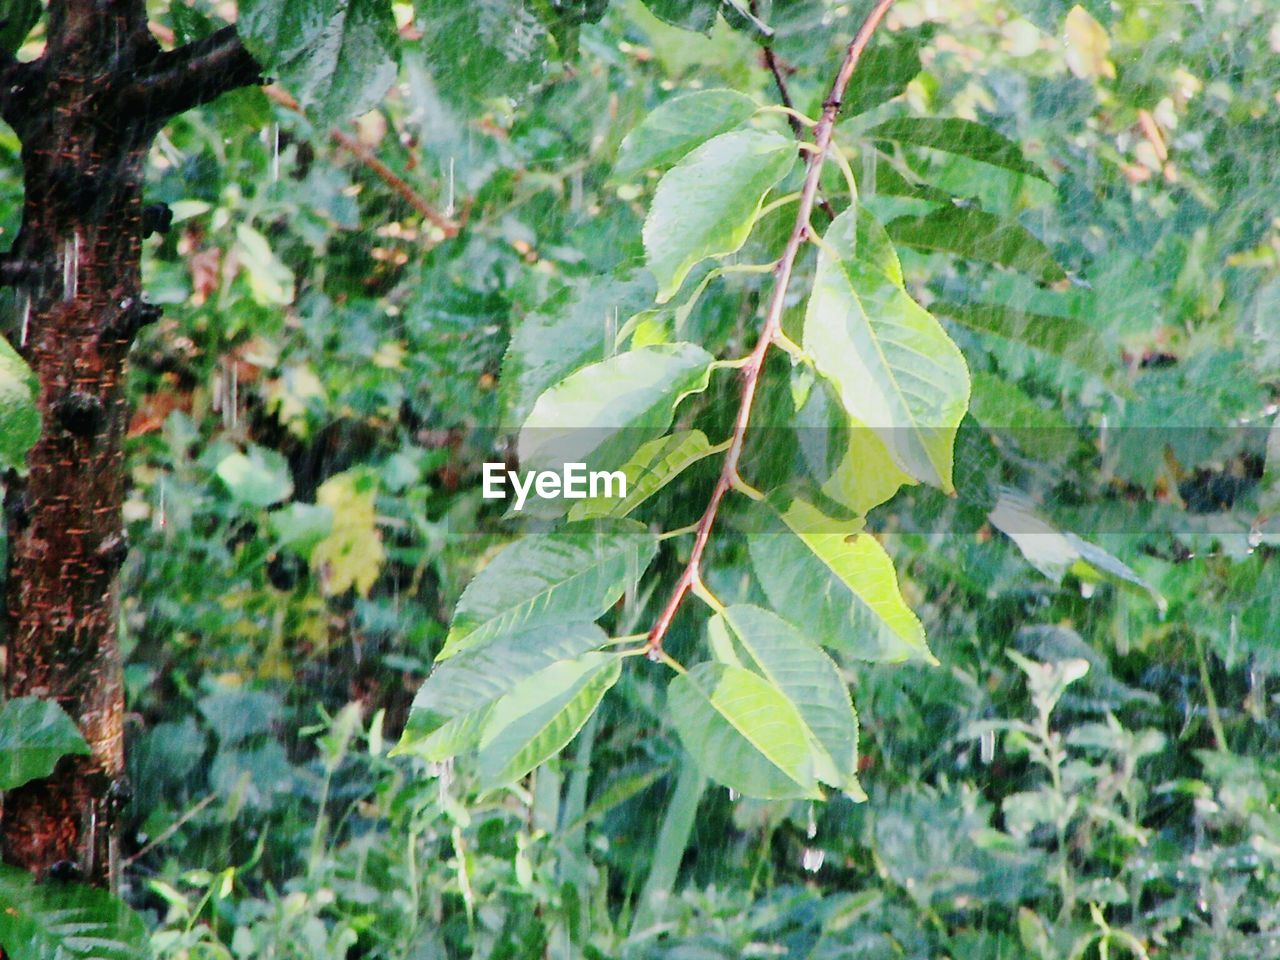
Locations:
0;1;260;888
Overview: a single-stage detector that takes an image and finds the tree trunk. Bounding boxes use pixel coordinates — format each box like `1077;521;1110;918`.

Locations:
0;1;260;887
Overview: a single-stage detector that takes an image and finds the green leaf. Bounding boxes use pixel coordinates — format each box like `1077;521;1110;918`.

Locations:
867;117;1050;181
804;207;970;491
615;89;759;178
0;0;40;53
0;697;90;791
237;0;398;123
0;865;149;960
269;502;335;554
215;447;294;508
748;497;935;665
795;371;914;516
440;521;658;659
885;206;1066;283
568;429;717;520
518;344;714;486
168;1;216;43
234;224;295;305
717;0;772;41
841;32;924;117
501;270;655;428
414;0;552;105
713;605;864;798
930;300;1111;375
668;662;820;799
396;621;607;756
968;371;1076;463
988;490;1165;610
641;0;718;32
0;334;39;474
476;653;622;789
644;129;797;302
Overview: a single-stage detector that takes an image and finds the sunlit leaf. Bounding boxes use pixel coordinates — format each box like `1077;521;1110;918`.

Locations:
1064;5;1115;80
795;371;914;516
396;621;608;756
713;605;864;798
749;496;935;664
804;207;969;491
234;224;295;305
644;129;796;302
615;89;759;178
668;661;821;799
988;489;1165;609
475;652;621;789
569;429;717;520
309;469;385;597
518;344;714;490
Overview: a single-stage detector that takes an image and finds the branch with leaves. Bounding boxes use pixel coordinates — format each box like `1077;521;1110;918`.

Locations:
396;0;976;803
644;0;899;657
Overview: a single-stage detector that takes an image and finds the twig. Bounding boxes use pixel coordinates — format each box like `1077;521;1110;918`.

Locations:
329;129;462;236
119;793;216;868
750;0;837;221
644;0;898;655
262;86;461;237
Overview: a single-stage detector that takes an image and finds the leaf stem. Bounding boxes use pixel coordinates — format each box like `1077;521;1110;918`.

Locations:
827;139;860;201
773;330;809;362
757;191;804;219
1194;633;1228;751
643;0;899;655
754;104;818;128
658;522;702;541
605;632;649;646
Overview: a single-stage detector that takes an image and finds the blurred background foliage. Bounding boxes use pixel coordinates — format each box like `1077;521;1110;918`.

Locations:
4;0;1280;956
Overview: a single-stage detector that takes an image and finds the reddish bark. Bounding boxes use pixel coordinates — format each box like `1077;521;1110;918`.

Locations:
1;0;259;887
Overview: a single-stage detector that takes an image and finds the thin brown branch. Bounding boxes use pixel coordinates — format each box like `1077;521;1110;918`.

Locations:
645;0;898;655
262;85;461;237
123;25;263;126
750;0;836;221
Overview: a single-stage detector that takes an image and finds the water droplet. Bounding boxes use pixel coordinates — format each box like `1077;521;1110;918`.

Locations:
980;728;996;764
62;234;79;301
18;292;29;347
801;847;825;873
156;478;167;531
445;157;456;217
806;802;817;839
1080;581;1096;599
271;124;281;183
727;787;739;801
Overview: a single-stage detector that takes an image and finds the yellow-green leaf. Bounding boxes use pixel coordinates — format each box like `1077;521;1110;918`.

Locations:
309;470;385;596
